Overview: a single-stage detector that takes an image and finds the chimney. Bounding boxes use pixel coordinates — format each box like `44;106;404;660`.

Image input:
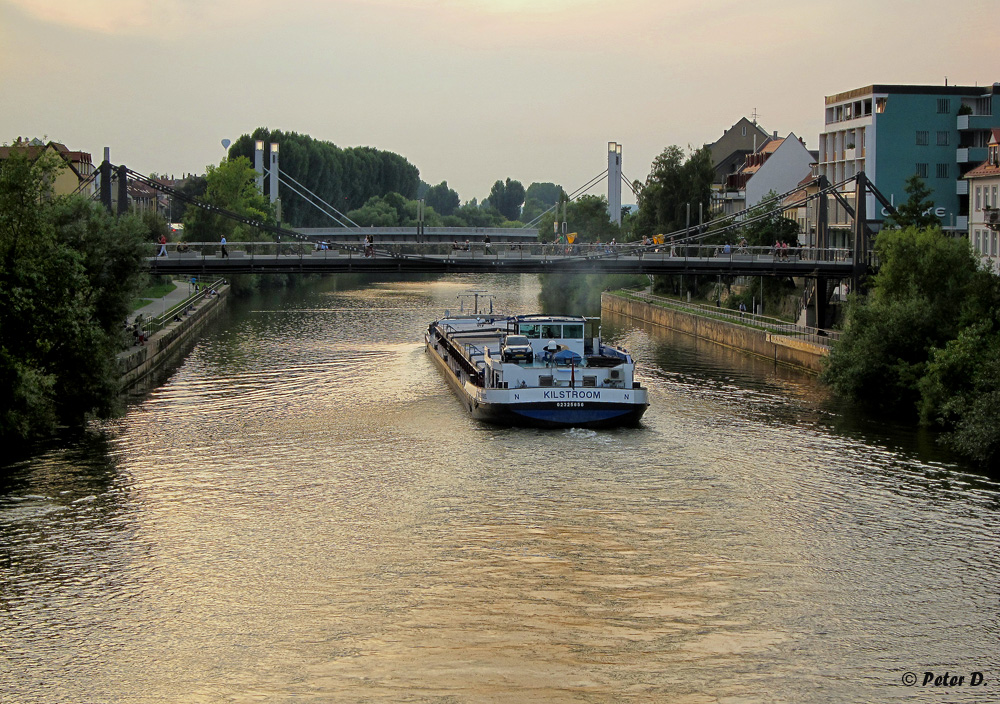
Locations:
773;131;778;139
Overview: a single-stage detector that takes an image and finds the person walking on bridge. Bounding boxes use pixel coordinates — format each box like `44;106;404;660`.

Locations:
221;235;229;259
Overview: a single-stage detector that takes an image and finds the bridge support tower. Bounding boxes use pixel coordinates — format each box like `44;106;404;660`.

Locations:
608;142;622;226
100;155;112;214
254;140;265;194
269;142;281;224
852;173;871;295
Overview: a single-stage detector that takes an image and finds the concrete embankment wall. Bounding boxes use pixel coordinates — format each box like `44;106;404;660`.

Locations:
118;287;230;391
602;292;828;374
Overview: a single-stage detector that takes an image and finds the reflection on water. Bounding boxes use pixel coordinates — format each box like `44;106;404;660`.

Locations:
2;274;999;702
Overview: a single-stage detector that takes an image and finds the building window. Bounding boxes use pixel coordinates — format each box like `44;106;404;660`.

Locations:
937;98;951;114
937;163;949;179
876;97;887;113
993;232;998;257
994;186;998;208
742;125;747;136
937;131;950;146
977;186;982;210
975;231;981;253
916;163;929;178
916;131;929;146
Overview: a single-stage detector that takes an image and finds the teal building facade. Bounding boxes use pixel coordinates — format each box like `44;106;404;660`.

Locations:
818;83;1000;233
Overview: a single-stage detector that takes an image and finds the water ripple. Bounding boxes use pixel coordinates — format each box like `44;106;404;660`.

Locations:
2;276;999;702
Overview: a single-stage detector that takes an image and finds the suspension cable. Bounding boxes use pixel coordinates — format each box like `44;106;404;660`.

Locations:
123;167;308;241
278;170;362;229
278;175;359;230
520;170;611;229
646;174;861;248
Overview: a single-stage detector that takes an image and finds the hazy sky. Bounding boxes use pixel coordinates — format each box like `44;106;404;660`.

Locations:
1;0;994;204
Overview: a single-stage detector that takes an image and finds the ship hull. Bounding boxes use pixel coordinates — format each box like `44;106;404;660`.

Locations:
426;337;648;429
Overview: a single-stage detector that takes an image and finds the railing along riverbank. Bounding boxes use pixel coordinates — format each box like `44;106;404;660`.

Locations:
620;290;841;348
133;278;226;340
603;291;833;373
120;279;229;391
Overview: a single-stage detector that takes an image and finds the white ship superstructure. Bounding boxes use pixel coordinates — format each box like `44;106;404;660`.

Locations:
425;313;648;428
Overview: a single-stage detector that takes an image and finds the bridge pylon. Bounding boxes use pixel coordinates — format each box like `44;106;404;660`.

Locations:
608;142;622;226
269;143;281;224
254;140;265;193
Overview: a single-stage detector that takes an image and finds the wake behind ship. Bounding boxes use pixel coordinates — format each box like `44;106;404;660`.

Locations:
425;313;648;429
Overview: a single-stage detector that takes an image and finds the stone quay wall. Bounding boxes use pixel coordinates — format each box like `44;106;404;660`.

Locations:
118;287;230;391
601;292;828;374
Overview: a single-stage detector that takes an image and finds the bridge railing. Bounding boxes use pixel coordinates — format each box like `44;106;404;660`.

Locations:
151;241;855;264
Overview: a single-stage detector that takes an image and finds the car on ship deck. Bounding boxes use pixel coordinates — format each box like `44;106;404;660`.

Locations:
501;334;534;364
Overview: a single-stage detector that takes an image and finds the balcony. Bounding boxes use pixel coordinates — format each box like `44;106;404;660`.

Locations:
956;180;969;196
844;147;856;160
958;114;995;131
957;147;988;164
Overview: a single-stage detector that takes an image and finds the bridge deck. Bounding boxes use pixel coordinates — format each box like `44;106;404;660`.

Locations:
148;244;857;277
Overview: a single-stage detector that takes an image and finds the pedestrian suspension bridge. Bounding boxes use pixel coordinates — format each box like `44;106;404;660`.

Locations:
94;150;895;325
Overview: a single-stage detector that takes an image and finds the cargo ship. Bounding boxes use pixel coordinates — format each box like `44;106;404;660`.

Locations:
425;312;649;428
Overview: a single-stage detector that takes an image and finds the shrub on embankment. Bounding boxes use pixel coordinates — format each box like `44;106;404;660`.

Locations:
1;147;147;453
822;226;1000;466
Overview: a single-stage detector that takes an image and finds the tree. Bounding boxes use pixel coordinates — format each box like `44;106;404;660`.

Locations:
823;222;1000;465
885;174;940;229
919;321;1000;464
424;181;460;217
520;198;548;225
169;174;207;222
822;226;980;414
228;129;420;227
740;191;799;247
0;145;146;450
633;146;715;237
346;196;399;227
452;202;505;228
521;183;567;225
536;195;618;242
487;178;525;221
182;156;272;243
524;182;565;208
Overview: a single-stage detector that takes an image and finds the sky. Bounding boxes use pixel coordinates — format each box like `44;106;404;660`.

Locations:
1;0;995;204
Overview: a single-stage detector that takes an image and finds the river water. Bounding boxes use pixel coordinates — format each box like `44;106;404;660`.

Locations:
2;274;999;703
